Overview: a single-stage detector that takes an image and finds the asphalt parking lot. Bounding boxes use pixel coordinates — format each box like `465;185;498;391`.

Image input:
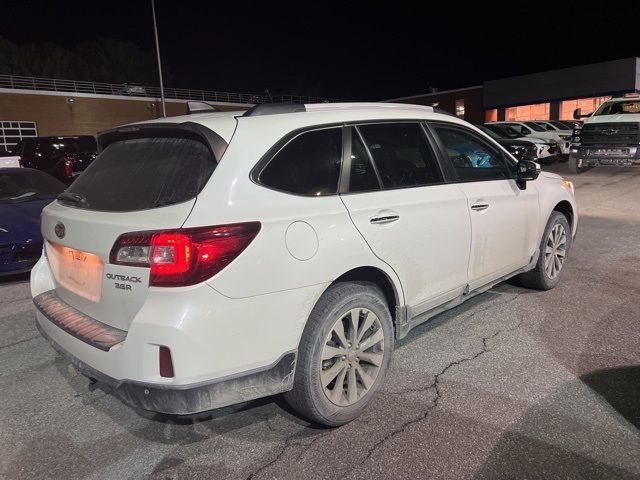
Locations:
1;165;640;480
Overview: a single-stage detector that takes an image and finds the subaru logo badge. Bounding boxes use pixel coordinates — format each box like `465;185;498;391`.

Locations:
54;222;66;239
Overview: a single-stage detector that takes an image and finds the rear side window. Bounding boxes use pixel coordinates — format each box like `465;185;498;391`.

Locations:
357;123;443;189
64;136;215;211
259;128;342;196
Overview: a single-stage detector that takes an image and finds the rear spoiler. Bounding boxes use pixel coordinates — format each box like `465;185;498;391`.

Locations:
186;101;220;114
96;122;228;163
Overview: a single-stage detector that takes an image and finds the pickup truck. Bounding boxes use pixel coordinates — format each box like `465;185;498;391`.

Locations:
0;149;21;168
569;96;640;173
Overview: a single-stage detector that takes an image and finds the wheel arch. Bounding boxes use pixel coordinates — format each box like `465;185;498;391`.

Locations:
552;200;574;233
333;266;402;322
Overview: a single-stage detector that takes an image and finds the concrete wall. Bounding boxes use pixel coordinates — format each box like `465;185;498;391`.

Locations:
390;87;485;124
0;90;249;137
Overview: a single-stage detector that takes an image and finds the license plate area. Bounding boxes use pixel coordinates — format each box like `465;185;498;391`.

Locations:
47;242;103;302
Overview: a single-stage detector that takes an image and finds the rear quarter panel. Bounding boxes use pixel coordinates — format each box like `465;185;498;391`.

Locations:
183;117;405;302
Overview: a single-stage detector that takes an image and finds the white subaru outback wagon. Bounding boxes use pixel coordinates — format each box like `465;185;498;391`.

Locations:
32;102;577;426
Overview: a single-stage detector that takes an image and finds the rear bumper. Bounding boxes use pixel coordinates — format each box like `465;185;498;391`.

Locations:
37;320;295;414
31;255;324;414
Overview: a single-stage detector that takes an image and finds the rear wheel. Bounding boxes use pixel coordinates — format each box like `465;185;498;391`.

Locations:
284;282;394;426
518;211;571;290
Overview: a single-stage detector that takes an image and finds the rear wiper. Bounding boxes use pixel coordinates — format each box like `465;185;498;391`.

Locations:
57;192;86;207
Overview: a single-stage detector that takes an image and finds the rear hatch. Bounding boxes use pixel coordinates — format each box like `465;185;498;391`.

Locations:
41;124;224;331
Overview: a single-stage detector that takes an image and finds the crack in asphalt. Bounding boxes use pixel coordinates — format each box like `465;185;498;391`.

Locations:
384;296;520;398
245;427;331;480
344;312;526;477
0;335;41;350
245;294;525;480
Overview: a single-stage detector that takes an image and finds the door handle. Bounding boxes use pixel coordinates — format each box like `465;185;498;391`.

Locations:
370;213;400;224
470;203;490;211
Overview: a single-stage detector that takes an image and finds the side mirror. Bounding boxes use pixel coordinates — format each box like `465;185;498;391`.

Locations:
516;160;540;189
573;108;582;120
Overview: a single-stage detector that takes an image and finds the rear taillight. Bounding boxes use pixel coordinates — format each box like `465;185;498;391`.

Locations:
63;155;73;178
110;222;261;287
18;157;23;167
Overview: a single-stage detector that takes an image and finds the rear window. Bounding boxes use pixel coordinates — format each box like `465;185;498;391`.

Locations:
64;136;215;211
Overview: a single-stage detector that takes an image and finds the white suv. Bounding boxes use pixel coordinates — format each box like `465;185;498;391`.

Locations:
31;103;577;426
490;121;571;155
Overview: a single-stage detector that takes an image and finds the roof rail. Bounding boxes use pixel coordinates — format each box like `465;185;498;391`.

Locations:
243;103;306;117
187;101;220;114
304;102;435;112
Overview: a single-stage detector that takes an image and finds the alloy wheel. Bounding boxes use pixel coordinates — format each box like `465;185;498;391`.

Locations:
544;223;567;279
320;308;385;406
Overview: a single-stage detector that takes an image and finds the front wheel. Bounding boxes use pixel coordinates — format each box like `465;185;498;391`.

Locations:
284;282;394;426
518;212;572;290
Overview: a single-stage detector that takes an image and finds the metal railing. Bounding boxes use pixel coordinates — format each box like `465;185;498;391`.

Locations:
0;74;340;105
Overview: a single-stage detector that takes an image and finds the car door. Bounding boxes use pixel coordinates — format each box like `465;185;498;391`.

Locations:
429;122;540;290
340;122;471;316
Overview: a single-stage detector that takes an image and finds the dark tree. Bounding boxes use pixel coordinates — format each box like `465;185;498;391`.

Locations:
0;36;172;86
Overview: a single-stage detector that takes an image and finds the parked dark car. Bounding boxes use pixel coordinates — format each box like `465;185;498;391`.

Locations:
0;168;66;275
11;136;97;184
475;125;538;161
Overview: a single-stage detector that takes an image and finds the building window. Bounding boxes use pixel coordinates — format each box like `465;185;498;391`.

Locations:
455;99;465;118
505;103;550;121
485;109;498;122
0;121;38;152
559;96;612;120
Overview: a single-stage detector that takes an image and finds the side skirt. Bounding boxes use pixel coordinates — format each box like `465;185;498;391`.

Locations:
396;250;539;340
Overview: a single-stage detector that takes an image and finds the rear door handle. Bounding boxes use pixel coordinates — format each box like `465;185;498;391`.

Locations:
470;203;490;211
370;212;400;224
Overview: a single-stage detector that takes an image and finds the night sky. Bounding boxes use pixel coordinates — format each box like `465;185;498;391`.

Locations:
4;1;640;100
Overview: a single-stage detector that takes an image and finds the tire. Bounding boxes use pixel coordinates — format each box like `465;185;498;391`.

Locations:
568;156;581;174
284;281;394;426
518;211;572;290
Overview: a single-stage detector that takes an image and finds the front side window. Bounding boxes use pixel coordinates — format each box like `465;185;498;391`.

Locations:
432;124;516;182
594;100;640;116
357;123;443;189
259;128;342;196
